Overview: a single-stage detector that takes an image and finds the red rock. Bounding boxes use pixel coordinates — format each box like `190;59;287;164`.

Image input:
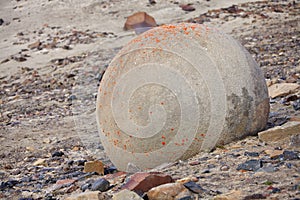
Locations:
124;12;157;34
180;4;196;12
121;172;173;194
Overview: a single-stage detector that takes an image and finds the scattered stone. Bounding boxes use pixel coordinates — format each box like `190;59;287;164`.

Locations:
52;151;64;157
28;40;41;49
243;193;266;200
80;182;91;192
65;191;110;200
264;149;283;159
244;152;259;157
283;94;299;102
122;172;173;194
213;190;242;200
258;122;300;143
124;12;157;34
290;134;300;147
183;181;206;194
220;165;230;171
90;178;110;192
112;189;143;200
292;99;300;111
33;158;47;166
43;138;51;144
268;83;300;98
56;179;75;188
11;54;27;62
0;18;4;26
180;4;196;11
148;0;156;5
83;160;104;175
257;163;276;173
188;160;200;166
26;146;35;152
147;182;192;200
282;150;299;160
236;159;262;171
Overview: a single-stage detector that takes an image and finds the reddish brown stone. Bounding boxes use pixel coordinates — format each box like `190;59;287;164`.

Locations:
180;4;196;12
121;172;173;194
124;12;157;34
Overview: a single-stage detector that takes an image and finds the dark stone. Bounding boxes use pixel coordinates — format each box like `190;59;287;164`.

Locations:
91;178;110;192
283;150;299;160
244;152;259;157
207;164;216;168
293;99;300;111
286;163;292;168
271;187;281;193
149;0;156;4
51;151;64;157
177;196;194;200
80;183;91;192
74;159;87;166
236;159;262;171
104;166;118;174
243;193;266;199
67;95;77;101
1;180;19;190
0;19;4;26
183;181;206;194
18;198;34;200
201;169;210;174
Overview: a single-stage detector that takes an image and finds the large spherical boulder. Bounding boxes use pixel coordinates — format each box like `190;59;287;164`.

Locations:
96;23;269;171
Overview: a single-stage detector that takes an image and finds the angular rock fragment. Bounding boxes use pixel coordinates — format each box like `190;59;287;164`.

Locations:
91;178;110;192
236;159;262;171
268;83;300;98
124;12;157;34
147;182;192;200
258;121;300;143
122;172;173;194
183;181;206;194
282;150;299;160
83;160;104;175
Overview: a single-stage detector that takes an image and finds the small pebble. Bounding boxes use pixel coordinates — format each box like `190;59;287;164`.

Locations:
52;151;64;157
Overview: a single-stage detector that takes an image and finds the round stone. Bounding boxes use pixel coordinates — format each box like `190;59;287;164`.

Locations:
96;23;269;171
